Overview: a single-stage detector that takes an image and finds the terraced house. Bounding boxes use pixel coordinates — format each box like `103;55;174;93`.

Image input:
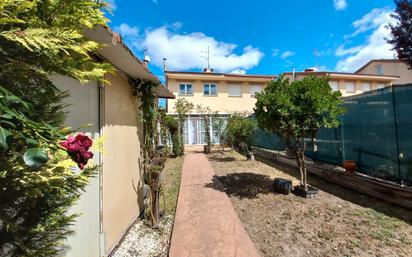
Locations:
283;68;399;97
166;70;275;145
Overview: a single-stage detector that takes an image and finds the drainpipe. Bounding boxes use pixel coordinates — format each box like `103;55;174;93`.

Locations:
98;79;105;256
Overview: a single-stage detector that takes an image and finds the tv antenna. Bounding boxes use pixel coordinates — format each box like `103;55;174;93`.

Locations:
201;46;211;70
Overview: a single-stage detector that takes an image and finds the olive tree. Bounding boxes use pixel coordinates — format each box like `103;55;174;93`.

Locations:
254;76;344;190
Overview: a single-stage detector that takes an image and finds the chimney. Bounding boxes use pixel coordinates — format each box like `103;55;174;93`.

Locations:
203;67;214;73
304;67;317;72
163;58;168;72
143;55;151;67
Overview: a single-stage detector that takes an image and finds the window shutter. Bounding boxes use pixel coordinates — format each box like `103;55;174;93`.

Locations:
228;85;242;96
250;85;262;96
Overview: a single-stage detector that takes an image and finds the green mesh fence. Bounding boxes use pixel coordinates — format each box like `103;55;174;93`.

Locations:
251;128;285;151
251;84;412;186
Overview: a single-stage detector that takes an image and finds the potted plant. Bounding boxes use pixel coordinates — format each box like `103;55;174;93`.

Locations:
343;160;357;174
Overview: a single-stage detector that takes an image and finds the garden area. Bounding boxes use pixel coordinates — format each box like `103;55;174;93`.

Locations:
112;156;183;257
208;150;412;257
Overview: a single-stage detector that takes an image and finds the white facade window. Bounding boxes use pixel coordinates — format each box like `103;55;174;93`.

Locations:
345;82;355;93
376;83;385;89
228;84;242;97
329;81;339;92
179;83;193;95
362;82;371;92
250;85;262;97
203;84;217;96
375;64;384;75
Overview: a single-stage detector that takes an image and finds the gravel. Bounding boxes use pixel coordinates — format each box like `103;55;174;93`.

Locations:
111;215;174;257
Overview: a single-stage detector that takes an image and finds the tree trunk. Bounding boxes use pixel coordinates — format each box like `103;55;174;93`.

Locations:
296;149;304;187
178;123;184;156
300;151;308;190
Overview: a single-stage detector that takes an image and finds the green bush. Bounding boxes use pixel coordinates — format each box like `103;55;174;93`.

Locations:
164;115;181;156
226;115;256;151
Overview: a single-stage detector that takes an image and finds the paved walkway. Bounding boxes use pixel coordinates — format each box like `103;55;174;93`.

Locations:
169;147;260;257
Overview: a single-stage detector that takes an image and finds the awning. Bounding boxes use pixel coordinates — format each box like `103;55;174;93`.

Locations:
84;25;175;99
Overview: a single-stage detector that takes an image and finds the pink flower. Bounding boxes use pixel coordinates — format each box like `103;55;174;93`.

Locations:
60;133;94;170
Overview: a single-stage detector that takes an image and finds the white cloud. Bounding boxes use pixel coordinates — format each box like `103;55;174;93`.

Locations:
230;69;246;75
335;8;396;72
334;0;347;11
171;22;183;30
114;23;139;37
107;0;117;10
345;8;391;39
272;49;280;57
280;51;295;59
335;45;363;57
138;26;264;72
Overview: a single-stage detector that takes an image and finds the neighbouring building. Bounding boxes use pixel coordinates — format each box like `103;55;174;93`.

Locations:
283;69;399;97
54;25;174;257
166;70;275;145
355;59;412;85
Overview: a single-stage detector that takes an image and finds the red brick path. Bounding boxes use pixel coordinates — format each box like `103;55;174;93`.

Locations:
169;147;260;257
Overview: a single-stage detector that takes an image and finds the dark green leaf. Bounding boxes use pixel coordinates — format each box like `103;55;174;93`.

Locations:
0;126;12;150
24;137;39;146
23;148;49;168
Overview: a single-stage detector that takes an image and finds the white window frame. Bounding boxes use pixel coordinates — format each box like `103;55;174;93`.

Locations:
345;82;355;93
375;64;384;75
179;83;193;96
250;85;262;97
203;84;217;96
228;84;242;97
362;82;371;92
329;81;339;92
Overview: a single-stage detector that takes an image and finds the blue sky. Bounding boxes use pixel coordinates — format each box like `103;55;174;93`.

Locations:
107;0;397;81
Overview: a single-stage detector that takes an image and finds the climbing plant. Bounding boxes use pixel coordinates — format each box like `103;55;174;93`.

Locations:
130;78;167;225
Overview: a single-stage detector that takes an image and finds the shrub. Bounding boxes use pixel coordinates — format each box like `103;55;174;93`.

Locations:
226;115;256;152
0;0;111;255
164;115;181;156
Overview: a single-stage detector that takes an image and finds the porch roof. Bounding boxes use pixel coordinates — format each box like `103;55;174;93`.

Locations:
85;25;175;99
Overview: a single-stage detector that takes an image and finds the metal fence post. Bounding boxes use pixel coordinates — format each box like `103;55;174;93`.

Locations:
391;85;403;185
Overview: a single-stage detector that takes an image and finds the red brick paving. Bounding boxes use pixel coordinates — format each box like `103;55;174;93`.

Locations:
169;147;260;257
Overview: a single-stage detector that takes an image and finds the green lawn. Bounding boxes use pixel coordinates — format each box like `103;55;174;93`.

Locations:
161;156;183;215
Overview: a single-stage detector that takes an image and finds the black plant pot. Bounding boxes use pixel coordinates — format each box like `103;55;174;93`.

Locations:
293;185;319;199
273;178;292;195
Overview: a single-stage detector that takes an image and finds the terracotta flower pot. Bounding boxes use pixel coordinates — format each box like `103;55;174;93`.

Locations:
343;160;357;174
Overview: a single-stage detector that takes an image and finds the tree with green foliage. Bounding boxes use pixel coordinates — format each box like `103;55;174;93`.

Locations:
226;114;257;157
254;76;344;191
388;0;412;69
0;0;112;256
173;98;193;155
196;104;217;153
